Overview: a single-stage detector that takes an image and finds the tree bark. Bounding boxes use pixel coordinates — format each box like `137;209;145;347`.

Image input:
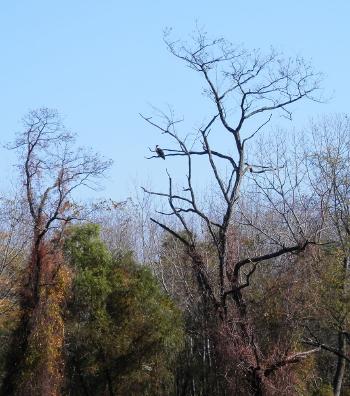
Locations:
333;331;346;396
252;369;264;396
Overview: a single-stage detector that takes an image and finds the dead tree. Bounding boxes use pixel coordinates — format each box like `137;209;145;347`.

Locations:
1;108;111;396
142;32;321;395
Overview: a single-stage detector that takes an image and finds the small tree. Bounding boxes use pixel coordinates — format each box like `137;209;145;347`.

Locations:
0;195;28;318
0;196;28;384
142;31;321;394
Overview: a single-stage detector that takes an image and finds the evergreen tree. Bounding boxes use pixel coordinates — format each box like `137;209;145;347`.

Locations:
64;224;184;396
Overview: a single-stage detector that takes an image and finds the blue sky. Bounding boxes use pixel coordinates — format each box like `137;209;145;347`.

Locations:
0;1;349;200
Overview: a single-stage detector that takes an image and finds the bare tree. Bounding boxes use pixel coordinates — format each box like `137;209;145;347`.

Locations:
13;108;111;305
1;108;112;396
142;32;321;395
302;115;350;396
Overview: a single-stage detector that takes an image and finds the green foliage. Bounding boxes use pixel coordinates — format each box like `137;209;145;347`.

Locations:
64;224;184;396
317;248;350;330
311;383;333;396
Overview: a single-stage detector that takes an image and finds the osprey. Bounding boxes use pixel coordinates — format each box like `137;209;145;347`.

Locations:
156;145;166;160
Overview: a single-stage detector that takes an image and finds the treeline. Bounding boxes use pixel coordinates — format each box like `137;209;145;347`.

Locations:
0;31;350;396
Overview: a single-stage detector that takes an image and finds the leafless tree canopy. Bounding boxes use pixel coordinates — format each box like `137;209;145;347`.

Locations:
10;108;112;242
143;32;321;301
142;32;322;393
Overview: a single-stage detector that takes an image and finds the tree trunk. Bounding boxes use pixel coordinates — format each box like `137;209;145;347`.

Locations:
252;369;264;396
333;331;346;396
105;368;115;396
1;242;67;396
0;247;40;396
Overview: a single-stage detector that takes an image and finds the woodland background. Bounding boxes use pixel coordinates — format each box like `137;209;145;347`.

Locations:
1;3;350;396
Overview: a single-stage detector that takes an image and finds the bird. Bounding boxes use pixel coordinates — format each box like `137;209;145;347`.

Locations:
155;145;166;160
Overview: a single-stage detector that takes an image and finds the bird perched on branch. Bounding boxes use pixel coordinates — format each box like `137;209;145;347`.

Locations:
155;145;165;160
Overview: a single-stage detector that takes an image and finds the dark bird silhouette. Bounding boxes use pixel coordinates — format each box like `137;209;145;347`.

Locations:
156;145;165;160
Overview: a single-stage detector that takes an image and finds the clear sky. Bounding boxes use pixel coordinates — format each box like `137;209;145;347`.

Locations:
0;1;349;201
